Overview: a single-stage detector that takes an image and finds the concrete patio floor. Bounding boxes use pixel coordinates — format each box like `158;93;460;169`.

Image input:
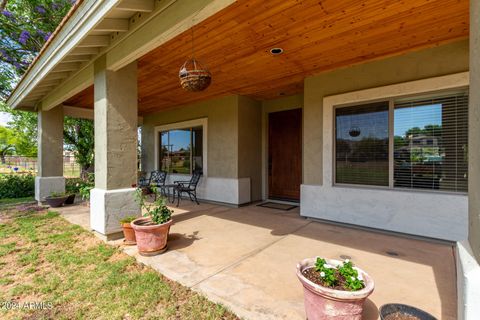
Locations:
59;201;456;320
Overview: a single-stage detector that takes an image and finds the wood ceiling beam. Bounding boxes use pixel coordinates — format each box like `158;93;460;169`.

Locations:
36;80;61;88
27;93;47;100
95;18;129;32
32;88;54;95
44;72;71;80
63;55;92;62
78;35;110;47
116;0;154;12
51;62;81;73
69;47;100;55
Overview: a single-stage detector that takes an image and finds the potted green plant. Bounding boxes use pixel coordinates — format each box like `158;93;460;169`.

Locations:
131;187;173;256
45;192;69;208
120;216;138;245
296;257;374;320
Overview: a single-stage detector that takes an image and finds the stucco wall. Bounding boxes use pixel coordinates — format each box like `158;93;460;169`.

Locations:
238;96;262;201
304;39;469;185
301;40;470;241
142;95;239;178
469;0;480;262
141;94;263;204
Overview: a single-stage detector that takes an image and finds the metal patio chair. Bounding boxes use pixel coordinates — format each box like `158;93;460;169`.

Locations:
174;171;202;207
150;170;168;200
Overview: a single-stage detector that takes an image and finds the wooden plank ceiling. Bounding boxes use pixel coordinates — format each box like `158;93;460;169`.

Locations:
64;0;469;115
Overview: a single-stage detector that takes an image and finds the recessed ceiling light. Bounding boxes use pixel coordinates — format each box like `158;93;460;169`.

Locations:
270;47;284;55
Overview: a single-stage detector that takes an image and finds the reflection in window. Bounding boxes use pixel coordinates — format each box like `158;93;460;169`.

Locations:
159;126;203;174
335;102;389;186
394;94;468;192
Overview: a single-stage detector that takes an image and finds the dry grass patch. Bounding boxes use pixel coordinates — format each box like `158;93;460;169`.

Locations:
0;205;239;320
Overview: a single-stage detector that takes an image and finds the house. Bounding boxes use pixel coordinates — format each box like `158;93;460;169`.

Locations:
6;0;480;318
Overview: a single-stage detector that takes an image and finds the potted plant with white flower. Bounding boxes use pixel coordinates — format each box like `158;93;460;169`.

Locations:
296;257;374;320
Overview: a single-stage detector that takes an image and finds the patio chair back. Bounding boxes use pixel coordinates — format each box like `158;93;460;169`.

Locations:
150;170;167;185
188;171;202;189
138;172;150;187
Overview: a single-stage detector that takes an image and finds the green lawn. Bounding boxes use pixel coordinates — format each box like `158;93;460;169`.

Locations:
0;197;35;207
0;204;238;320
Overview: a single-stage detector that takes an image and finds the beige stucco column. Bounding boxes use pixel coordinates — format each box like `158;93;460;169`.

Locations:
35;106;65;201
90;56;140;238
469;0;480;264
457;1;480;319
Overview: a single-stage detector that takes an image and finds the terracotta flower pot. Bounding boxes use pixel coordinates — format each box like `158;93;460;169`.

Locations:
131;217;172;256
296;258;374;320
121;222;137;245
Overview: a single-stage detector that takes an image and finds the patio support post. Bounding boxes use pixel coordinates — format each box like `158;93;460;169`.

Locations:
457;1;480;319
90;56;140;238
469;0;480;264
35;106;65;202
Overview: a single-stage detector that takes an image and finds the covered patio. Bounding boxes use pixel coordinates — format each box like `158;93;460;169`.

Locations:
6;0;480;318
59;200;456;320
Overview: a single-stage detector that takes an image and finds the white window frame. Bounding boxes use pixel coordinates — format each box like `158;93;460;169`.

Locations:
324;72;469;194
154;118;208;176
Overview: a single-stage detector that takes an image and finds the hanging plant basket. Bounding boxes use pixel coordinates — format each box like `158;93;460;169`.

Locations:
179;58;212;92
349;127;361;137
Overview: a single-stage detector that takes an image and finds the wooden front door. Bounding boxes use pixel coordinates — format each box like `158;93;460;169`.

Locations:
268;109;302;201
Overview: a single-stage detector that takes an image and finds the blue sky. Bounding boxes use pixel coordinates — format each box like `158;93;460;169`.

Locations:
394;104;442;137
162;129;190;151
0;112;12;126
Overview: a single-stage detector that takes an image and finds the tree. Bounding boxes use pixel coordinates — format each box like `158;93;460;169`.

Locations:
63;117;94;179
404;124;442;138
0;1;95;180
0;103;37;156
0;0;74;157
0;126;16;163
0;0;73;97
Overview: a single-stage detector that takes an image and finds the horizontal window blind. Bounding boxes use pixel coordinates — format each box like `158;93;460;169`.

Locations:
335;102;389;186
393;93;468;192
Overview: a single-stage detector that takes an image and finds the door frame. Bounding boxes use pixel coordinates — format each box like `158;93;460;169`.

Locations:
262;105;303;203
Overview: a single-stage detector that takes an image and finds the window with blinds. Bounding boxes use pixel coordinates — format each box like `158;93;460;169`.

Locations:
394;93;468;192
334;91;469;193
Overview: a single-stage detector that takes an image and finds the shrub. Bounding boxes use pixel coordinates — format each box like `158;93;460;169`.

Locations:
65;178;84;194
66;174;94;200
78;173;94;201
0;174;35;199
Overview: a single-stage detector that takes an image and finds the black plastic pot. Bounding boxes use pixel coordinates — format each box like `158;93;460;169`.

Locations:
45;196;68;208
380;304;437;320
64;194;76;205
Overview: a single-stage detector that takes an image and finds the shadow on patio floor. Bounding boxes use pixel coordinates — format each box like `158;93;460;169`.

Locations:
58;200;456;320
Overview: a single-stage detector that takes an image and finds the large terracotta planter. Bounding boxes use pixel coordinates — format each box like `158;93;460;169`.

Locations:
121;222;137;245
296;258;374;320
131;217;172;256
